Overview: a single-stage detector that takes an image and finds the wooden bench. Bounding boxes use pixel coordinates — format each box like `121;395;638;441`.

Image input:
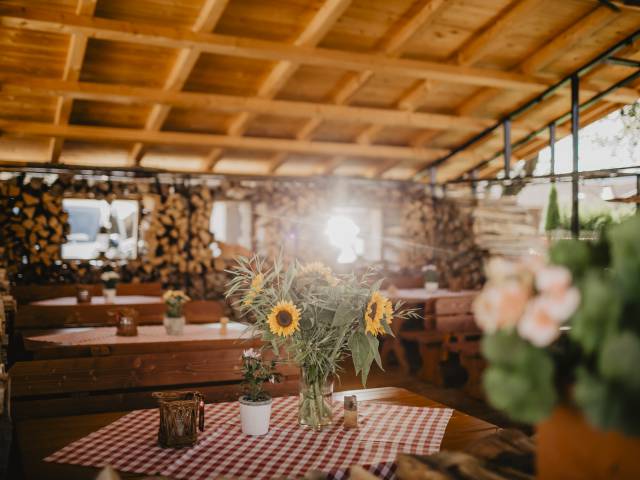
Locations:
400;293;484;395
10;322;297;420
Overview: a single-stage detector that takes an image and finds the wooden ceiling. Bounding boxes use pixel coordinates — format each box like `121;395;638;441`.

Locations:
0;0;639;182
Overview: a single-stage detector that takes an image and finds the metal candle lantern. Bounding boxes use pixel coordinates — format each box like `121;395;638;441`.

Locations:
153;391;205;448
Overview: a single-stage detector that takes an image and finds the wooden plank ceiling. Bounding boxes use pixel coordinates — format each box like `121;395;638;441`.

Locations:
0;0;639;182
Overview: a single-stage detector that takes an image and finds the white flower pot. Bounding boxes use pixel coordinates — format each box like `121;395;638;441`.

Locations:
424;281;439;292
164;316;185;335
103;288;116;304
239;397;272;436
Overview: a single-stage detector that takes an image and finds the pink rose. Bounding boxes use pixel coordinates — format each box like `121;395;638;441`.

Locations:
473;281;529;333
543;287;580;322
535;265;572;293
517;297;562;347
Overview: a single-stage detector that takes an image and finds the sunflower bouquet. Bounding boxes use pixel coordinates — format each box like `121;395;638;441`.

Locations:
226;255;413;430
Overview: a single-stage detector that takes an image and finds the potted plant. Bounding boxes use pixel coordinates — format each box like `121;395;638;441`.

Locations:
473;215;640;479
239;348;281;436
162;290;191;335
100;271;119;303
227;257;415;430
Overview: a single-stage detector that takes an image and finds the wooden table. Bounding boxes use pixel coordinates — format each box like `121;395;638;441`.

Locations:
10;322;298;419
17;295;166;329
14;386;499;480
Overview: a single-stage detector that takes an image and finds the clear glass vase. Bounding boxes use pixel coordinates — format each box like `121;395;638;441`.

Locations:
298;367;334;431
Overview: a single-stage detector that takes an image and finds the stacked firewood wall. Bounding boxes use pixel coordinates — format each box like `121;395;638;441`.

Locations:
144;186;219;298
401;191;484;290
0;175;68;283
0;175;486;293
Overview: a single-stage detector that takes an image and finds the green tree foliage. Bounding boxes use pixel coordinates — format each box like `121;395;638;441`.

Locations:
544;184;560;232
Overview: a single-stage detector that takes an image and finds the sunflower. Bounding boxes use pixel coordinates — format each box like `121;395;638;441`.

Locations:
242;273;264;307
299;262;339;286
268;300;301;337
364;291;391;336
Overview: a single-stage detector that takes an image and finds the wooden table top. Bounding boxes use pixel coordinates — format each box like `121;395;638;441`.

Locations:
15;386;498;480
22;322;252;359
24;322;249;349
30;295;163;307
382;288;478;303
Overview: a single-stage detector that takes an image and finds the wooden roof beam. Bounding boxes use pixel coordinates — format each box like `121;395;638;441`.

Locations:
208;0;353;170
455;0;540;66
1;77;539;134
128;0;230;165
372;0;546;177
457;5;619;117
0;120;449;163
293;0;447;171
0;7;549;92
48;0;96;163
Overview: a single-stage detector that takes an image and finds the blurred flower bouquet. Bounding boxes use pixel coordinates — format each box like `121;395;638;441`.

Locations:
101;270;119;303
100;271;119;289
474;215;640;436
163;290;191;318
162;289;191;335
226;257;413;430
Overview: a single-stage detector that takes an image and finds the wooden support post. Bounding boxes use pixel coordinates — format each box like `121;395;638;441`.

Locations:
571;74;580;238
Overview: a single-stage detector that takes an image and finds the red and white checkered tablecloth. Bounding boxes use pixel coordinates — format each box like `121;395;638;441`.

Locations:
45;396;453;479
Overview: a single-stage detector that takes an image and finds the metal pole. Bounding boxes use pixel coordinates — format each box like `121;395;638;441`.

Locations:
470;170;477;197
429;166;437;196
503;119;512;178
571;75;580;238
549;123;556;179
636;175;640;215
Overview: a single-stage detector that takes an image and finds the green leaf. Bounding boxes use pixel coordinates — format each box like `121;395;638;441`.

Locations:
333;301;358;327
598;332;640;391
549;239;591;278
570;272;622;354
371;278;384;292
367;334;383;370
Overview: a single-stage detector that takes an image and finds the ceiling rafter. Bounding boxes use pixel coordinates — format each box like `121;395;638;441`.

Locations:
426;7;629;181
128;0;230;165
457;5;619;117
0;8;550;92
371;0;542;178
48;0;97;163
0;120;449;163
455;0;540;67
270;0;447;174
400;7;624;180
0;76;529;133
206;0;353;171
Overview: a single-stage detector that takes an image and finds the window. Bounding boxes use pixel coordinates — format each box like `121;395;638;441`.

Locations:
210;201;252;251
62;199;139;260
325;207;382;264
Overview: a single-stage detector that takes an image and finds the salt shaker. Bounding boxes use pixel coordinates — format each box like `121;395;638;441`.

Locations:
344;395;358;429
